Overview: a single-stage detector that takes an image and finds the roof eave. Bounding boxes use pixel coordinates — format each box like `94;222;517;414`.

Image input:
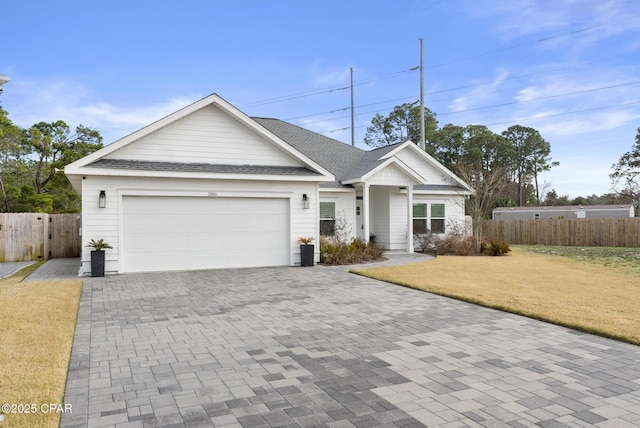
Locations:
412;188;474;196
65;168;334;182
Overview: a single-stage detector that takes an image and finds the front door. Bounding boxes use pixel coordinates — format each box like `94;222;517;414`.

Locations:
356;198;364;240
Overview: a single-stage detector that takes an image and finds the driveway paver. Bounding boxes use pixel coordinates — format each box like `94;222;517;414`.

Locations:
0;260;35;278
61;258;640;428
22;257;80;282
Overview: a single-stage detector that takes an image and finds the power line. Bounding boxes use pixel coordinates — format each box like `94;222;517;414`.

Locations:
242;21;615;113
484;101;640;127
284;52;633;127
438;81;640;117
239;67;418;110
285;106;350;121
424;53;632;97
295;79;640;127
424;25;600;70
97;21;633;140
239;85;350;109
319;100;640;135
285;96;417;123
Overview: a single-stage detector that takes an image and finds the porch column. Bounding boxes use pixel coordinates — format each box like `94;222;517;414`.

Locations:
363;184;370;243
407;185;414;253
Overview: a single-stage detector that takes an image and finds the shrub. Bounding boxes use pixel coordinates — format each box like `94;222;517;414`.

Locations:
481;240;512;256
438;221;474;256
414;230;440;253
441;233;474;256
319;236;384;265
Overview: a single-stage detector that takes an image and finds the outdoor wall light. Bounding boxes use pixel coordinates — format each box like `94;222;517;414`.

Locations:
302;193;309;209
99;190;106;208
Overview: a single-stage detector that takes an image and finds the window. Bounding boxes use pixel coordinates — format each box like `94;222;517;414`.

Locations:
320;202;336;236
431;203;445;233
413;203;428;234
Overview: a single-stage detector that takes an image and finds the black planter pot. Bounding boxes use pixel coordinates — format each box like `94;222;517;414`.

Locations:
300;244;314;267
90;250;106;277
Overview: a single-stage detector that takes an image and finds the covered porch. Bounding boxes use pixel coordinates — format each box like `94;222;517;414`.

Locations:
351;181;422;253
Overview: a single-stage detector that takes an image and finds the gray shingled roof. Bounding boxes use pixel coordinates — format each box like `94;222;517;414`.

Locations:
253;118;470;192
88;159;322;176
87;117;467;192
252;117;365;187
254;118;416;188
339;144;404;182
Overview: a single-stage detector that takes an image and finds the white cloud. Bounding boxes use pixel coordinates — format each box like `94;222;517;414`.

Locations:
463;0;640;53
540;154;618;197
532;109;640;137
7;77;198;142
448;68;509;112
309;62;353;87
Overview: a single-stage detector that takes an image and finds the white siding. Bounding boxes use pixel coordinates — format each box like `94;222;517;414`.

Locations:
80;175;318;275
319;191;356;240
366;163;416;186
412;194;466;234
105;105;301;167
395;149;456;185
386;192;467;250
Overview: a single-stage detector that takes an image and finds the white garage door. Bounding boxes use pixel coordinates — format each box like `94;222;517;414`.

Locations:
122;196;290;273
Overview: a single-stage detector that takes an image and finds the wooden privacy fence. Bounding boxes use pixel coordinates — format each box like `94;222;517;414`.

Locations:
482;218;640;247
0;213;81;262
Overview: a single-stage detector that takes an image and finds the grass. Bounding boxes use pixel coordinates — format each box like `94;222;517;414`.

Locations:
351;246;640;345
523;245;640;275
0;263;82;428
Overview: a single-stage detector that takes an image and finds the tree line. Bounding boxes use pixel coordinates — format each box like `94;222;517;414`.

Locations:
364;103;558;211
364;103;640;213
0;106;103;213
364;103;640;248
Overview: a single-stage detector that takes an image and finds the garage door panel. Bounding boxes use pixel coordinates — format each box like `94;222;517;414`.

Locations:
123;196;290;273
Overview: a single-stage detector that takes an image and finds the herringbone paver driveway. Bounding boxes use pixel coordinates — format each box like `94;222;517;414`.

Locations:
61;259;640;428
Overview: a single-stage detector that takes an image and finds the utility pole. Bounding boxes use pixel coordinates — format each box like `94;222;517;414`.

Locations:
419;39;425;150
350;67;355;146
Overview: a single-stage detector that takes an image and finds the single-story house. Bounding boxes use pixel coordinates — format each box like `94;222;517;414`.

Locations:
492;205;635;220
65;93;472;275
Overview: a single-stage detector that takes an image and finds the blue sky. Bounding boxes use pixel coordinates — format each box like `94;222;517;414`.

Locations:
2;0;639;198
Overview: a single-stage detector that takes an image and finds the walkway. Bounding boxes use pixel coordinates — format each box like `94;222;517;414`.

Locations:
22;258;81;282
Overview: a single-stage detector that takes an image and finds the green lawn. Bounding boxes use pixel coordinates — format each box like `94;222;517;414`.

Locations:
522;245;640;274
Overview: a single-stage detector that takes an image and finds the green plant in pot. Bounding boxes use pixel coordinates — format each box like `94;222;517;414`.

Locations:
299;237;315;267
86;239;112;277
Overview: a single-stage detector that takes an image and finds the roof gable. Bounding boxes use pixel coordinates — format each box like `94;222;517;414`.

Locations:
357;160;425;186
382;141;472;191
104;104;302;167
65;94;334;182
